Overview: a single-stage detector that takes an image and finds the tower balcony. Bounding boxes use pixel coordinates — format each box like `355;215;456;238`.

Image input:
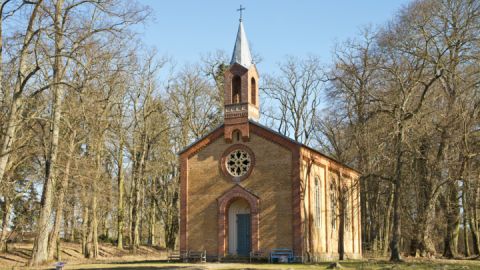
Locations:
224;103;259;121
225;102;249;119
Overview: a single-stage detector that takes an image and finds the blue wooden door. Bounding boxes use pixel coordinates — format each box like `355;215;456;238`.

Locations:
236;214;251;256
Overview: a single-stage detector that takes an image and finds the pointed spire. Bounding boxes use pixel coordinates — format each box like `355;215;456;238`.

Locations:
230;20;253;68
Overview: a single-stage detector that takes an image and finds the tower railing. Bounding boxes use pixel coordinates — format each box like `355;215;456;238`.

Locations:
225;103;249;119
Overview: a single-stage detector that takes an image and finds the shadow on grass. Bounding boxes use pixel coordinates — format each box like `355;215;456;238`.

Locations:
0;255;25;263
73;261;205;270
11;248;32;259
75;267;199;270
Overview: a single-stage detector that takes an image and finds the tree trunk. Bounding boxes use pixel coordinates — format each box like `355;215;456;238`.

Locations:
383;185;394;256
86;208;94;258
338;186;345;260
47;131;75;259
164;215;179;250
63;210;70;242
69;203;76;242
87;145;101;258
410;140;437;257
463;214;470;257
148;198;156;246
470;217;480;255
89;192;98;258
469;183;480;255
131;178;141;253
56;240;61;261
30;0;65;265
363;189;370;251
117;138;125;249
103;219;109;240
131;136;148;253
139;181;145;246
0;197;11;252
164;186;179;250
443;181;461;258
443;157;467;259
127;184;133;247
421;197;437;257
462;182;470;257
389;122;403;262
148;177;157;247
81;204;89;256
411;189;439;257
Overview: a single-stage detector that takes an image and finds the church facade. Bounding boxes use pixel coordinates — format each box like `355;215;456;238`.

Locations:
179;20;362;261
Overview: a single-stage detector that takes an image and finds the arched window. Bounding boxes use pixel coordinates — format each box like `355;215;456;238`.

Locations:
251;77;256;105
314;177;321;228
232;75;241;103
329;175;337;230
344;183;351;230
233;130;241;142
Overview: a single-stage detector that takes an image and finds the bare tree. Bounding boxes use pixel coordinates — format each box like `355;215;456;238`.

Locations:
263;56;324;145
30;0;149;265
0;0;43;186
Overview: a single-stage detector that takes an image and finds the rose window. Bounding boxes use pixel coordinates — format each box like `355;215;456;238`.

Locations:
225;149;251;177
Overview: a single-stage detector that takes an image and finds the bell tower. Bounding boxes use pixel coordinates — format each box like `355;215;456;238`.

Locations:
224;12;259;142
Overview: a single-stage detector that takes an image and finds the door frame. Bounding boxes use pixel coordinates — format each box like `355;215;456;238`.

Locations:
217;185;259;258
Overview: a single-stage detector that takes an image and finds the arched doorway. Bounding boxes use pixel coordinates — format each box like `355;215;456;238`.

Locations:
228;199;251;255
217;185;259;258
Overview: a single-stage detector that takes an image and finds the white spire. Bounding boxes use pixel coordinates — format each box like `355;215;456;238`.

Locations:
230;21;253;68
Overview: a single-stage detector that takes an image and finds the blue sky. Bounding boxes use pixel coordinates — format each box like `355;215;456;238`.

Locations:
138;0;412;74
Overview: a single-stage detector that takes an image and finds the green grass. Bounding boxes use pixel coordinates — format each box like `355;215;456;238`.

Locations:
27;260;479;270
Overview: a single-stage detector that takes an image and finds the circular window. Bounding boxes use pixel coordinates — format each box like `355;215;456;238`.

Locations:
225;149;251;177
221;144;255;181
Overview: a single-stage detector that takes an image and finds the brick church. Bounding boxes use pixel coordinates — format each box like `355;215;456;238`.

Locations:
179;18;362;261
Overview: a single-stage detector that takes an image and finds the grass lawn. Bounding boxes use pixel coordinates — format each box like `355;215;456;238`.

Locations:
2;244;479;269
16;259;480;270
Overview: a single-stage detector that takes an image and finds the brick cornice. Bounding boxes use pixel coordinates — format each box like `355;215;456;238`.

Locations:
180;126;225;159
301;155;358;182
300;147;361;177
250;123;299;151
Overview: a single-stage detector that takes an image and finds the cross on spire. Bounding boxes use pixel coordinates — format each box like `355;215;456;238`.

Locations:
237;5;245;21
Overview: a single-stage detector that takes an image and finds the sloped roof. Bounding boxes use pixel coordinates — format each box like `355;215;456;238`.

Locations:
178;123;224;155
230;21;253;68
178;120;361;175
248;121;361;175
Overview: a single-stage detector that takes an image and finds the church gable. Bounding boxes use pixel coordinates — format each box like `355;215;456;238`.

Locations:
186;127;294;189
182;126;296;256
